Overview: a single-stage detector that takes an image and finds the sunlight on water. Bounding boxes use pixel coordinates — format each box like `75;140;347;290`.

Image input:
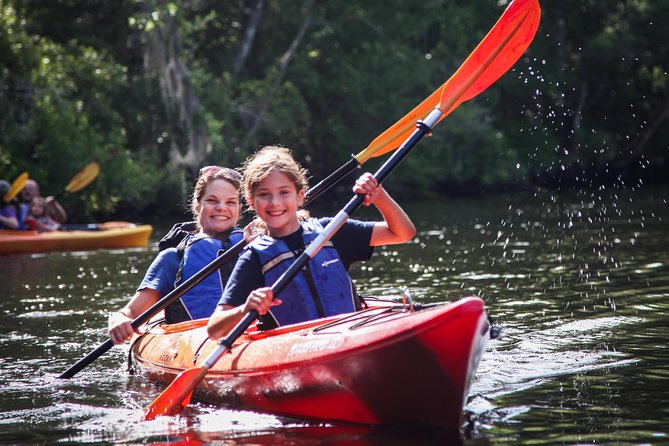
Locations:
1;187;668;444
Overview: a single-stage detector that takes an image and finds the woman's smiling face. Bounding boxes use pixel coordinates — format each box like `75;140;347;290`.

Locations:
197;178;241;236
248;170;304;238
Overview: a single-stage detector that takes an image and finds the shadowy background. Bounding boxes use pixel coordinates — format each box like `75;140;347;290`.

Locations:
2;0;667;222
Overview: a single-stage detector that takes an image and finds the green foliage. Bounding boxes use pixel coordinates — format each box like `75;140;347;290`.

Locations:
2;0;669;222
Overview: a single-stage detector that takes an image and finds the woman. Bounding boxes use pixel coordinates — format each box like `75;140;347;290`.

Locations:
108;166;245;344
206;146;415;339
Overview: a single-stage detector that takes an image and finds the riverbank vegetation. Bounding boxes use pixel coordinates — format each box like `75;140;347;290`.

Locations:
2;1;667;220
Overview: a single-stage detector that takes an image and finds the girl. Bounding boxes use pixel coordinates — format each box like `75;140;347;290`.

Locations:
25;196;60;232
207;146;415;339
109;166;245;344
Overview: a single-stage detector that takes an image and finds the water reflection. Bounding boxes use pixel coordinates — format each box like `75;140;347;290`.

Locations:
1;187;668;444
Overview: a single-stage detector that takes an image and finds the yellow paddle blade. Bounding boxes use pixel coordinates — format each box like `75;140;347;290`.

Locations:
354;0;541;165
143;366;207;420
4;172;29;203
65;162;100;193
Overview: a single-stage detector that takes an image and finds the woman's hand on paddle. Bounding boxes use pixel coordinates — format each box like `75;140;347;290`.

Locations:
353;172;386;206
108;311;142;345
243;287;281;315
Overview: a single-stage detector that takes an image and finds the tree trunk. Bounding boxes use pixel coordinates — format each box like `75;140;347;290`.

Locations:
243;0;315;146
233;0;264;75
144;8;211;172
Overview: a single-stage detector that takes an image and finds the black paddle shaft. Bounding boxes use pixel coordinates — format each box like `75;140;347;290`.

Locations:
304;156;360;202
220;118;435;348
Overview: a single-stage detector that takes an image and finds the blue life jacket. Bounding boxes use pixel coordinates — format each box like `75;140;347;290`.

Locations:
165;229;244;323
249;219;356;327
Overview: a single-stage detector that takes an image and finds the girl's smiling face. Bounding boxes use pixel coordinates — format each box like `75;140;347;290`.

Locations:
197;178;241;236
248;170;304;238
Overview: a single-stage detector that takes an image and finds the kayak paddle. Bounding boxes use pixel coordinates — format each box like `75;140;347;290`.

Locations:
143;0;541;420
64;162;100;193
306;0;541;199
3;172;29;203
3;163;98;205
46;162;100;224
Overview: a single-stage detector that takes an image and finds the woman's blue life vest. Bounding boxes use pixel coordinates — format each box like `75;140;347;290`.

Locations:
249;219;357;327
165;229;244;323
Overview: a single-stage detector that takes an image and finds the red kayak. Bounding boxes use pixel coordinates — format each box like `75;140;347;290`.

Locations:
130;297;489;428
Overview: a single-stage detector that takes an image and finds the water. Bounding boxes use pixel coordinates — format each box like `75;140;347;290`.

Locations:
1;186;668;445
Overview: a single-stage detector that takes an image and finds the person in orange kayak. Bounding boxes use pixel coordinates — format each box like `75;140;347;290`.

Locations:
24;196;60;232
206;145;415;339
0;179;20;230
18;179;67;229
108;166;247;344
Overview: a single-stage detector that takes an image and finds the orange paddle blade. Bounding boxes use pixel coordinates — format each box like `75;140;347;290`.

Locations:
436;0;539;114
65;162;100;193
356;0;541;164
4;172;28;203
143;366;207;421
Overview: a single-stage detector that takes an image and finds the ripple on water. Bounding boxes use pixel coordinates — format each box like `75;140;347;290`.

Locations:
468;314;642;419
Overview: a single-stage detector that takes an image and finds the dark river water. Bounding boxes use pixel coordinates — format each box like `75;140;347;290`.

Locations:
1;185;668;445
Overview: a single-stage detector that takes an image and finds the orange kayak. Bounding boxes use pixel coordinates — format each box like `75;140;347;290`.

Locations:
0;221;153;254
131;297;490;428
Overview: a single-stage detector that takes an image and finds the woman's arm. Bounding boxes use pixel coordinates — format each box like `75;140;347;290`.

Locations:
353;172;416;246
108;288;161;344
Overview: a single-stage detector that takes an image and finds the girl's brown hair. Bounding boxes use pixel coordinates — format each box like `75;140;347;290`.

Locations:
242;146;311;235
241;146;309;198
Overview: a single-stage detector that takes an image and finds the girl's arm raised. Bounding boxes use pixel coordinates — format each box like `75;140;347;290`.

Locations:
353;172;416;246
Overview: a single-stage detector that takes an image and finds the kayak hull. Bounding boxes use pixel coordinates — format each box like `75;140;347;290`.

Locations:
131;297;489;428
0;222;153;254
